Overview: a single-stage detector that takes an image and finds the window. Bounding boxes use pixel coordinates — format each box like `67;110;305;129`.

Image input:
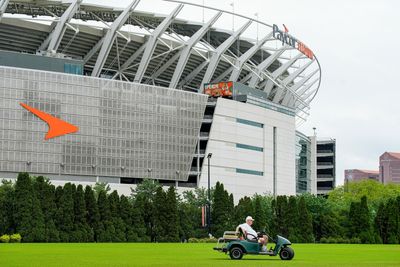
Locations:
236;143;263;152
236;168;264;176
236;118;263;128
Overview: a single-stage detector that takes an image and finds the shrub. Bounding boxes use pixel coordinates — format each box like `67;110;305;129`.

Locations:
0;234;10;243
336;237;350;244
326;237;337;243
350;237;361;244
10;233;22;243
319;237;328;243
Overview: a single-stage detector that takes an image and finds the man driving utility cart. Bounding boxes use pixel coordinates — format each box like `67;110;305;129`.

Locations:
238;216;269;252
213;215;294;260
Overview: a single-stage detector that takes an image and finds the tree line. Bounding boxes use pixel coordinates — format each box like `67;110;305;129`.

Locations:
0;173;400;243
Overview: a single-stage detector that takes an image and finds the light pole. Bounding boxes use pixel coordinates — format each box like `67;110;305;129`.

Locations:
207;152;212;237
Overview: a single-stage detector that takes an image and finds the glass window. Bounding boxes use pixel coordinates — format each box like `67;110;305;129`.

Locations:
236;143;263;152
236;118;263;128
236;168;264;176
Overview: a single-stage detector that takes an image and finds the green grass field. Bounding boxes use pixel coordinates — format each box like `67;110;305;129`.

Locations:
1;243;399;267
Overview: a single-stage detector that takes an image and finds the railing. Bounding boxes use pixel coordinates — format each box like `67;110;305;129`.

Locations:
317;162;334;165
317;150;334;153
317;187;333;191
317;174;334;178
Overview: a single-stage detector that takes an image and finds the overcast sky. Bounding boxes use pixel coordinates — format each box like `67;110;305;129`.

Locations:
88;0;400;185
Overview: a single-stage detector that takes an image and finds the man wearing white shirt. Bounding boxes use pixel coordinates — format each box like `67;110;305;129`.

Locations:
239;216;268;252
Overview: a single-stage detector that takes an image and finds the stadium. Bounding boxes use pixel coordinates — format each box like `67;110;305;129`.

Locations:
0;0;322;200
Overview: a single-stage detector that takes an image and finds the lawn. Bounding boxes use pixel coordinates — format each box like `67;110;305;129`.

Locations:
0;243;399;267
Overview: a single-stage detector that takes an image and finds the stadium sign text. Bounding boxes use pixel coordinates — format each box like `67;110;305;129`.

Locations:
272;24;314;60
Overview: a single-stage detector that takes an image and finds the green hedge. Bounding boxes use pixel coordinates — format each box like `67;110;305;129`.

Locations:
320;237;361;244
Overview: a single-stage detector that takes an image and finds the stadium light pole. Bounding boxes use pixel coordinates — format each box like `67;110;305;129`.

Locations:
207;152;212;237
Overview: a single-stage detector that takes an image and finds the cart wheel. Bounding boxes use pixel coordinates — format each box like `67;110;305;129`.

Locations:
229;247;243;260
279;246;294;260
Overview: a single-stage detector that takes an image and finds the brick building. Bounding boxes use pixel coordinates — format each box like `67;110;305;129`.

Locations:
380;152;400;184
344;169;379;183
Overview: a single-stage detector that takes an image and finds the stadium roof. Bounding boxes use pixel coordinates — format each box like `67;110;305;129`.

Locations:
0;0;322;123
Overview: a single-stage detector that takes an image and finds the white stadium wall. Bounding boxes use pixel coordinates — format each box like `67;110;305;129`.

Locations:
199;98;296;201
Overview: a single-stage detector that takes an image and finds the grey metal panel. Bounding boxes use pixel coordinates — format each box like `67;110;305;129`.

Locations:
169;12;222;88
200;20;252;88
91;0;141;77
134;4;184;83
0;66;208;181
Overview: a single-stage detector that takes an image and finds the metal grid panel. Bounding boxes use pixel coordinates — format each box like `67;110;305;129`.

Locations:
0;66;208;181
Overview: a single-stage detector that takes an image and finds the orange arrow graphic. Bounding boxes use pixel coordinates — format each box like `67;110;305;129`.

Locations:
20;103;78;140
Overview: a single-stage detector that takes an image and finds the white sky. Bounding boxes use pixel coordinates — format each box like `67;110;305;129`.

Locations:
86;0;400;185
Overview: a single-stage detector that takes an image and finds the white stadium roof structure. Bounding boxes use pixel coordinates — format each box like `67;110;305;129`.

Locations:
0;0;321;123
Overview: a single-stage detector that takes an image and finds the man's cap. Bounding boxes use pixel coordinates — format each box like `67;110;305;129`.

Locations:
246;216;254;221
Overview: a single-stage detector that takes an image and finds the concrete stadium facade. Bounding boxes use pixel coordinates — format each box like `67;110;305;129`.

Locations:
0;0;322;199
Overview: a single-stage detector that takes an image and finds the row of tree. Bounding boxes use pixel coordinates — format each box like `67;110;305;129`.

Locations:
0;173;400;243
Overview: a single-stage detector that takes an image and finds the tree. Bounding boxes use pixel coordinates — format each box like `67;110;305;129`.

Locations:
33;176;59;242
153;187;167;242
234;197;254;226
328;180;400;214
71;185;92;242
252;195;267;232
271;196;289;237
131;179;161;200
300;193;342;241
84;185;100;242
97;191;115;242
397;196;400;243
108;191;126;242
93;182;111;200
374;202;387;243
181;188;211;239
55;183;75;242
13;173;45;242
131;195;150;242
120;195;146;242
359;196;373;243
211;182;232;238
348;196;373;243
286;196;299;242
385;198;399;244
0;180;14;235
297;196;314;242
131;179;161;242
163;186;179;242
